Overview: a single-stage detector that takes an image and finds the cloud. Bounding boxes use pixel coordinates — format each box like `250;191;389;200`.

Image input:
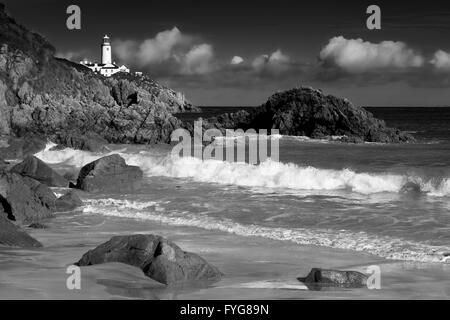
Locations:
230;56;244;65
56;50;89;62
179;44;215;75
113;27;214;76
319;36;424;73
430;50;450;71
252;49;291;73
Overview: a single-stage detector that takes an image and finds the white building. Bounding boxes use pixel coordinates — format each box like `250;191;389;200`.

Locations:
80;35;130;77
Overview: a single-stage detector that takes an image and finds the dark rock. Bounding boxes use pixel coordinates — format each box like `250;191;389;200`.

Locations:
196;87;414;144
28;222;48;229
0;215;42;247
54;131;108;152
400;182;422;195
0;158;7;170
10;155;68;187
0;171;56;223
297;268;368;289
63;171;77;182
76;234;222;285
0;136;47;159
76;154;143;193
55;190;83;212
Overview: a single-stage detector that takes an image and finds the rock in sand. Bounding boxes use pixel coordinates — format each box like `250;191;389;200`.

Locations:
297;268;368;289
76;234;223;285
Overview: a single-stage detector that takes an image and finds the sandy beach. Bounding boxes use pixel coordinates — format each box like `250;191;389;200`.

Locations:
1;206;450;300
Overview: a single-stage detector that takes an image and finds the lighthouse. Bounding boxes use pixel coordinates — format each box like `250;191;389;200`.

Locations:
101;35;112;65
80;35;131;77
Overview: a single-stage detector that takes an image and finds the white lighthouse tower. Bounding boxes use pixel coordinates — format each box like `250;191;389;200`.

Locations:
80;35;130;77
101;35;112;65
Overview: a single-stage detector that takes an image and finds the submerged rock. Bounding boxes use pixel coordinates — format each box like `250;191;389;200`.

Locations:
55;190;83;212
297;268;368;289
10;155;68;187
76;234;222;285
76;154;143;193
399;182;422;195
0;216;42;247
0;171;56;223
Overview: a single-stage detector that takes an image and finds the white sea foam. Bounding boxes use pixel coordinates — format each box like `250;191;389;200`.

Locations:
34;144;450;197
83;198;450;263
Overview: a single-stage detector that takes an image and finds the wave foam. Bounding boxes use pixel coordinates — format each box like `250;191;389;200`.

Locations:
83;198;450;263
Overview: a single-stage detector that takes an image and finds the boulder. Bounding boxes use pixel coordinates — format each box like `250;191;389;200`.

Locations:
0;215;42;247
76;234;222;285
0;171;56;223
297;268;368;289
76;154;143;193
55;190;83;212
0;136;47;159
10;155;68;187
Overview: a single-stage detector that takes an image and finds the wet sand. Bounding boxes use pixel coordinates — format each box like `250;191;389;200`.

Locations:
1;210;450;300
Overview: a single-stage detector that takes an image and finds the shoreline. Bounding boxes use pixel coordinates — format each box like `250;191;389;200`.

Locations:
2;210;450;299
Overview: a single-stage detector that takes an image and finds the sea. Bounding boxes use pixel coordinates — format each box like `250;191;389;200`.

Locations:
2;106;450;299
36;107;450;263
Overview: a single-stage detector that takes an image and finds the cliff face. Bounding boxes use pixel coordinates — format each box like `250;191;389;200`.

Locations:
0;3;196;145
193;87;414;143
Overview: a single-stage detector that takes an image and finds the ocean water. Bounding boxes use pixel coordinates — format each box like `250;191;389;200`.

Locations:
34;107;450;266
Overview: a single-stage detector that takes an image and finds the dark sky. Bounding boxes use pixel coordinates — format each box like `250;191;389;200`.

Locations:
4;0;450;106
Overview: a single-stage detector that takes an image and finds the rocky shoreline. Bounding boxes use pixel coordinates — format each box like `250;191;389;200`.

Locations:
0;1;417;292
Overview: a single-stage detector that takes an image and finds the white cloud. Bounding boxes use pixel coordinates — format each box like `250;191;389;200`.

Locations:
231;56;244;65
252;49;290;72
56;50;89;62
319;36;424;73
430;50;450;71
113;27;214;75
179;44;215;75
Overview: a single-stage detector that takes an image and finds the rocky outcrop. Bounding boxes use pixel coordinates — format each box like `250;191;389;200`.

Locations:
0;4;197;148
76;234;223;285
297;268;368;289
10;155;68;187
76;154;143;193
0;171;56;223
0;215;42;247
193;87;414;143
55;190;83;212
